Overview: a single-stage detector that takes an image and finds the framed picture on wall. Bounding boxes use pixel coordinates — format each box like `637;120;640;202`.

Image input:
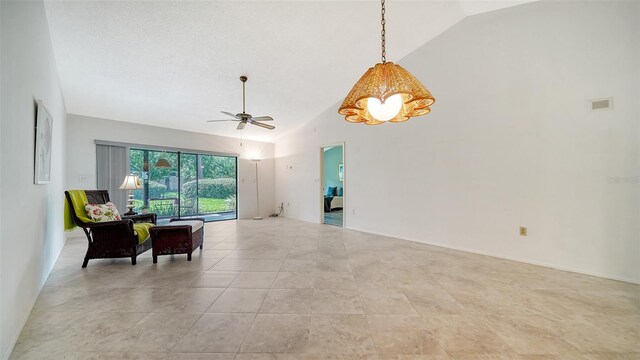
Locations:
34;100;53;184
338;163;343;182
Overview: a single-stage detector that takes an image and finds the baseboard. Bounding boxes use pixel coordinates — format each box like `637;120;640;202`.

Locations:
343;225;640;285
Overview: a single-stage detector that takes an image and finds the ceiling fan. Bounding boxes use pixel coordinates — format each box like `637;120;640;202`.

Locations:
207;76;275;130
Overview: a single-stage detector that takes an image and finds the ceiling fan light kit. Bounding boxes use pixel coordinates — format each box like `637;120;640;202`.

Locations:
339;0;435;125
207;76;275;131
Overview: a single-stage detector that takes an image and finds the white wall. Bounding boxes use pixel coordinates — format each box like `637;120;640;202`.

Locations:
0;2;4;355
0;1;68;358
275;1;640;283
65;114;275;221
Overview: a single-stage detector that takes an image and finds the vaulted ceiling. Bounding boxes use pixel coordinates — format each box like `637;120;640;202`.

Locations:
45;0;533;142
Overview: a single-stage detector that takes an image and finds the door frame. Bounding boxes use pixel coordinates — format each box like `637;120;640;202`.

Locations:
319;142;345;227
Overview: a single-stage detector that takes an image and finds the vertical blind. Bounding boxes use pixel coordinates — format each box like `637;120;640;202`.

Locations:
96;144;129;212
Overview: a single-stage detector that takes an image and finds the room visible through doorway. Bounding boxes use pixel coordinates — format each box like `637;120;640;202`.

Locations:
321;144;344;227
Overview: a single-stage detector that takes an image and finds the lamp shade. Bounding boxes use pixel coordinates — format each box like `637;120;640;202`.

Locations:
155;158;171;168
338;62;435;125
119;174;142;190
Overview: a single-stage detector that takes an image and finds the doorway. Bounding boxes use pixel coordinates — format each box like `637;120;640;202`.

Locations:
321;144;344;227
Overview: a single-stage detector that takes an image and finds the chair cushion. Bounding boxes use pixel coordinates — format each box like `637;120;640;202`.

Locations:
85;202;122;222
166;220;203;233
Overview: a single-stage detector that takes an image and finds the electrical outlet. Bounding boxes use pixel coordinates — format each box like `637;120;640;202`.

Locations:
520;227;527;236
352;208;356;215
78;175;88;182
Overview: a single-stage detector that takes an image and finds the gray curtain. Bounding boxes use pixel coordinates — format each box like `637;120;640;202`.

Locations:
96;144;129;212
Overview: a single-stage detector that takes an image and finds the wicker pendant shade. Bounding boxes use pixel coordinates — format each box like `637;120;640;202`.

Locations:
339;62;435;125
339;0;434;125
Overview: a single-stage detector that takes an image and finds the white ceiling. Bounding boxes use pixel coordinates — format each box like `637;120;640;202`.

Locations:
44;0;533;143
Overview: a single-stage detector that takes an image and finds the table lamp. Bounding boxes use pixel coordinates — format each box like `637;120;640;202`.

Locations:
119;174;142;215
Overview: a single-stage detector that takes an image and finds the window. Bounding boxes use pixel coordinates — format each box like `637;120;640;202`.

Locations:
129;148;237;223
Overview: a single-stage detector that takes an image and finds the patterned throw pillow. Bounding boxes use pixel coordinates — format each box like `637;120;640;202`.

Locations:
85;202;122;222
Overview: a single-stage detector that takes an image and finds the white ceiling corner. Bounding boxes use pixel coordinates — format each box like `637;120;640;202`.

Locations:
44;0;535;143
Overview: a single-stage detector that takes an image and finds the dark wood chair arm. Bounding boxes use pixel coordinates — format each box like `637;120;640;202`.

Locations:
123;213;157;224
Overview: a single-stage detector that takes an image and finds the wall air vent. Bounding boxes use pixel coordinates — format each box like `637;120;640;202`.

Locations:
590;97;613;111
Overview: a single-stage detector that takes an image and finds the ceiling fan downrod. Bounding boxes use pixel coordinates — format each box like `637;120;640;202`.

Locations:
240;75;247;114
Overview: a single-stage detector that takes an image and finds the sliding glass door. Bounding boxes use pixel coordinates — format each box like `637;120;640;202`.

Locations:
129;148;237;222
197;154;237;216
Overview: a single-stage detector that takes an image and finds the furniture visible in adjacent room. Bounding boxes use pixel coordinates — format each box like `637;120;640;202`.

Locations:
65;190;157;267
330;195;343;211
149;218;205;263
324;196;333;212
324;186;344;212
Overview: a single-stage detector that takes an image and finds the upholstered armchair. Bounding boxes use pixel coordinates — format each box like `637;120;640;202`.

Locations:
65;190;156;267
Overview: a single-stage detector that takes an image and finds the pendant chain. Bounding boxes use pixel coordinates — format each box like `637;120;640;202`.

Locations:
381;0;386;63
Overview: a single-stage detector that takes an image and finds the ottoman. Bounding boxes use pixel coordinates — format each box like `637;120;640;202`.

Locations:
149;218;205;263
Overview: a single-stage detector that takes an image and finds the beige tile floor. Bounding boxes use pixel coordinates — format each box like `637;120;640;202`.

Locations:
10;218;640;360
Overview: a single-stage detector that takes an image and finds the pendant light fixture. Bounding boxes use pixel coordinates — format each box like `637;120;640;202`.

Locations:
339;0;435;125
155;157;171;169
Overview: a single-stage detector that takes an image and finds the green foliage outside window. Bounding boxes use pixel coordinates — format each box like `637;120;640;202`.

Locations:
182;178;236;199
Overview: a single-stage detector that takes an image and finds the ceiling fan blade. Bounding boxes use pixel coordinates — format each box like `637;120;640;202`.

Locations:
207;119;238;122
250;116;273;121
237;122;246;130
250;121;275;130
221;111;239;119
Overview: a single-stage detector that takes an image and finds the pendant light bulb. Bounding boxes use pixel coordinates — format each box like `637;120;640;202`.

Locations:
367;94;403;122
